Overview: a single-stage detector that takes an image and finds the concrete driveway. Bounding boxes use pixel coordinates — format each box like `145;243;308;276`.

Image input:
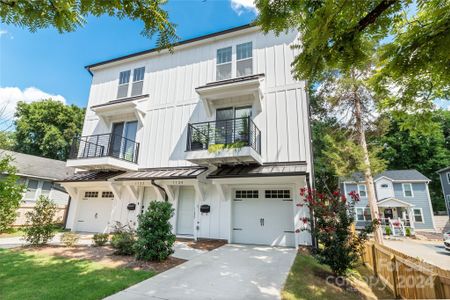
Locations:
106;244;297;300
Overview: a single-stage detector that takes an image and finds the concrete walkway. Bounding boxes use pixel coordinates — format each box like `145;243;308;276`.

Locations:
106;244;296;300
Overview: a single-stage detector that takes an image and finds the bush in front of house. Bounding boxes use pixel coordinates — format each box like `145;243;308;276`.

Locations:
405;227;411;237
385;226;392;236
92;233;109;246
134;201;176;261
110;223;135;255
23;196;57;245
299;188;377;276
61;231;79;247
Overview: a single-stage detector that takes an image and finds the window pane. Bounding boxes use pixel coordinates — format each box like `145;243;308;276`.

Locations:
119;70;131;84
117;84;129;98
413;209;423;222
364;208;372;221
41;181;52;196
237;59;253;77
133;67;145;82
131;81;143;96
356;209;364;221
404;184;412;196
25;179;38;200
217;47;232;64
237;42;252;60
216;63;232;81
359;185;367;197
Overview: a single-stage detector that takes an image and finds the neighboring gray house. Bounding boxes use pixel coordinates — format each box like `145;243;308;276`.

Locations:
341;170;436;236
437;166;450;218
0;150;74;225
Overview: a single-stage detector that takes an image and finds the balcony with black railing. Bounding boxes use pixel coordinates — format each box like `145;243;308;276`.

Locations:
185;116;262;165
67;133;140;171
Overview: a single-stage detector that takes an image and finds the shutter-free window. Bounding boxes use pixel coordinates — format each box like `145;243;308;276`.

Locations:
403;183;413;197
413;208;423;222
236;42;252;77
235;190;258;199
84;191;99;198
358;184;367;197
117;70;131;98
216;47;232;81
131;67;145;96
41;181;52;197
25;179;39;200
102;191;114;198
356;208;365;221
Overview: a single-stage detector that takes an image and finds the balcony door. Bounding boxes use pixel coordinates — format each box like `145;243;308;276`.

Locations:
110;121;137;160
215;106;251;145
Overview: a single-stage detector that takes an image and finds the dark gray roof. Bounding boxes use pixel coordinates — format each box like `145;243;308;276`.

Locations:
196;74;265;90
207;162;308;179
0;149;74;181
59;171;124;182
343;170;430;182
115;167;207;181
91;94;149;109
436;166;450;174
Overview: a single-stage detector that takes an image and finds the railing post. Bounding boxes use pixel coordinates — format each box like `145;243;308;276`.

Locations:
391;255;400;298
372;243;378;276
247;116;251;146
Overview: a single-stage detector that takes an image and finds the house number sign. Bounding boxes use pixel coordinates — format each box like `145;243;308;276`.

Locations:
172;180;184;185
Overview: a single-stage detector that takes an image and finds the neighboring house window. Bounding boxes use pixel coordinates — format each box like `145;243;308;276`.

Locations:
413;208;424;223
24;179;39;200
358;184;367;197
131;67;145;96
381;184;389;188
402;183;414;197
236;42;253;77
117;70;131;98
447;172;450;184
356;208;371;221
216;46;232;80
40;181;52;197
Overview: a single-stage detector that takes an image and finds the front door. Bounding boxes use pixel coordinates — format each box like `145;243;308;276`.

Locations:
384;208;394;219
176;186;195;236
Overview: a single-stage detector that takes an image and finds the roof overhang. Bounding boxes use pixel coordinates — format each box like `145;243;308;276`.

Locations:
113;167;208;181
91;94;148;124
196;74;264;117
377;197;415;208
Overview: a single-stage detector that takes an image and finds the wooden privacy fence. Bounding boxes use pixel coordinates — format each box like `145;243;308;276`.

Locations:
362;242;450;299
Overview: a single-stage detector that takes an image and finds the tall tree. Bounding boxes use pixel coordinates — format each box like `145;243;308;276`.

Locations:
14;99;85;160
0;0;176;48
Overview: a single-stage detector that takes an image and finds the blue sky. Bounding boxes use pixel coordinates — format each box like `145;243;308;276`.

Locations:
0;0;257;120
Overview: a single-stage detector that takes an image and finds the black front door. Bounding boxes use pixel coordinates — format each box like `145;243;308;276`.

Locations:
384;208;394;219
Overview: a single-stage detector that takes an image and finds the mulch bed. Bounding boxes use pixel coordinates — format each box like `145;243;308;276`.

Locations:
15;245;185;273
176;238;227;251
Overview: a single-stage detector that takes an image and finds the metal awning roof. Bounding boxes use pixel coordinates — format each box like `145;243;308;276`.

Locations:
58;171;125;182
207;162;308;179
114;167;208;181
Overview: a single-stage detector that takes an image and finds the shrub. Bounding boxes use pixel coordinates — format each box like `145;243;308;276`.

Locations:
299;188;377;276
110;223;135;255
385;226;392;236
92;233;109;246
60;231;79;247
0;156;25;232
134;201;176;261
405;227;411;237
23;196;57;245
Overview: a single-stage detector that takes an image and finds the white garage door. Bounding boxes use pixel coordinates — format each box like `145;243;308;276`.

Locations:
76;191;113;233
232;189;295;247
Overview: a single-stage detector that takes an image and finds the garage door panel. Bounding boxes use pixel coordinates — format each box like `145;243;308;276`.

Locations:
76;196;113;233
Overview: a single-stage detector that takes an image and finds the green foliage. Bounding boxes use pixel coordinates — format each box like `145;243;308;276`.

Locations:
110;223;135;256
134;201;176;261
23;196;57;245
301;188;376;276
92;233;109;247
207;141;247;153
60;231;79;247
0;131;14;150
385;226;392;236
0;0;177;49
14;100;85;160
0;155;25;232
405;227;411;237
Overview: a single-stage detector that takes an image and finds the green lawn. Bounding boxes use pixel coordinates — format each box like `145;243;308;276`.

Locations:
0;249;154;300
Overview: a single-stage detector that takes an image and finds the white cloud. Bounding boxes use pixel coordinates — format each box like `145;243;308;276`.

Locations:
0;87;66;126
230;0;257;15
0;29;7;37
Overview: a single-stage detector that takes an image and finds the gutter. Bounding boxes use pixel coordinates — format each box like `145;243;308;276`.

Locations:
151;179;168;201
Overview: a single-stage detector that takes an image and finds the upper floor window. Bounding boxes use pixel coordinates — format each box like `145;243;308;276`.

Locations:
236;42;253;77
447;172;450;184
117;67;145;99
402;183;413;197
216;47;232;81
381;184;389;188
358;184;367;197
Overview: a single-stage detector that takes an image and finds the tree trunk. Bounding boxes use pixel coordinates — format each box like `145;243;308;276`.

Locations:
354;91;384;244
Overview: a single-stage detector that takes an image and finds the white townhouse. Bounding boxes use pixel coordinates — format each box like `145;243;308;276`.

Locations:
61;24;313;248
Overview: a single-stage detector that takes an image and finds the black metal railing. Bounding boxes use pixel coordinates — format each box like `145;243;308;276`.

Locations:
69;133;140;163
186;116;261;154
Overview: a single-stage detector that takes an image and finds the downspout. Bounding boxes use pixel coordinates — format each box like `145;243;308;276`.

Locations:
63;196;71;229
151;179;168;201
306;175;318;249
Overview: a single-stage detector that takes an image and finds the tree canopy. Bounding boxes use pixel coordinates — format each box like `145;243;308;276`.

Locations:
14;100;85;160
0;0;177;48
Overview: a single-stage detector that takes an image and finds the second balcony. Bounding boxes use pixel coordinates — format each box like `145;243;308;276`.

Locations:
185;116;262;165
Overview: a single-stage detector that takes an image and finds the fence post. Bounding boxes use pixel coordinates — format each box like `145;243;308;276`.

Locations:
433;276;444;299
372;243;378;276
391;255;400;298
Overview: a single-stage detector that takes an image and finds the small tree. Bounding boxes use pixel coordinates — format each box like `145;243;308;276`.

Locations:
134;201;176;261
299;188;377;276
23;196;57;245
0;155;25;232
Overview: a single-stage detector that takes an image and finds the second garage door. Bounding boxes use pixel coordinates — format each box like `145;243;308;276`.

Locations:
232;189;295;247
76;191;113;233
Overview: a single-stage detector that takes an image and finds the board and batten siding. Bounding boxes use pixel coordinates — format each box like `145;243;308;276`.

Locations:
81;29;311;169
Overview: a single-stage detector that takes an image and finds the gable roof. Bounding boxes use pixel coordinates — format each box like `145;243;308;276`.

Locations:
436;166;450;174
342;170;430;183
0;149;74;181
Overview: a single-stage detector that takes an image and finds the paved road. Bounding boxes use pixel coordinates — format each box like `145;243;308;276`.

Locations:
106;244;297;300
384;239;450;270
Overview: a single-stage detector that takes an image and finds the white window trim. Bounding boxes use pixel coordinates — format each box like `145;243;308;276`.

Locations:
118;68;145;98
355;207;371;221
215;42;253;81
402;183;414;197
447;172;450;184
413;208;424;223
358;184;367;197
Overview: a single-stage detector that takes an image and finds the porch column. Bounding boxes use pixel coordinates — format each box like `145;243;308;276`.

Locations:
408;208;415;230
